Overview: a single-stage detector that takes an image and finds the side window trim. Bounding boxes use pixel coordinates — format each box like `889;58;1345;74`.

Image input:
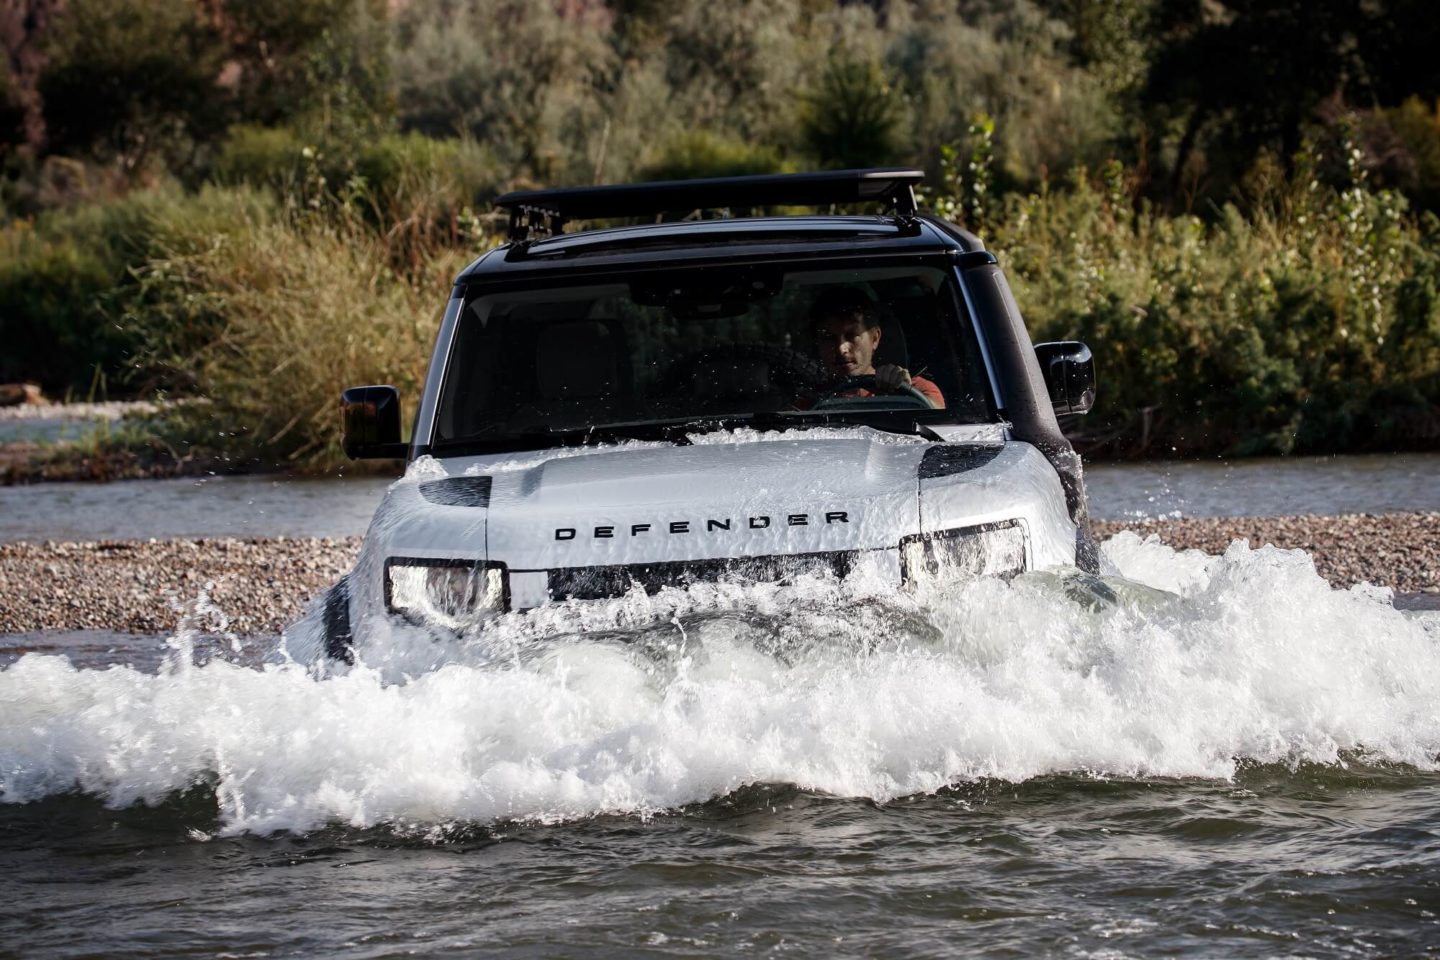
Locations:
952;265;1004;417
413;292;465;457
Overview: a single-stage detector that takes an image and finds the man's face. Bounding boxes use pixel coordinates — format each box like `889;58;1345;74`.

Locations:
814;315;881;379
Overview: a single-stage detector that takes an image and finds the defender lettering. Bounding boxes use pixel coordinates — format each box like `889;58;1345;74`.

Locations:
554;511;852;542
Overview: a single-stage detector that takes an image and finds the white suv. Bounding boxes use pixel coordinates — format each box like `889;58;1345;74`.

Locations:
310;169;1096;662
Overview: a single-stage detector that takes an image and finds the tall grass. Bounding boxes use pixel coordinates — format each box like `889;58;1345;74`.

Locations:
1;152;494;471
210;126;502;273
133;208;474;470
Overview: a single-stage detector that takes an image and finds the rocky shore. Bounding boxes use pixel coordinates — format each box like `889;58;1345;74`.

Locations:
0;513;1436;636
0;537;359;635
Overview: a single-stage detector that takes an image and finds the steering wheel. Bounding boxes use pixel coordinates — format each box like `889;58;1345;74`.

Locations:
809;374;936;410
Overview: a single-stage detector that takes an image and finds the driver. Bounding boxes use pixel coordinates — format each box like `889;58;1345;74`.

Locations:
809;288;944;407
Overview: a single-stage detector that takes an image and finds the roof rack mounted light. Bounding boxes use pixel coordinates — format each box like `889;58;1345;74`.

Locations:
495;168;924;242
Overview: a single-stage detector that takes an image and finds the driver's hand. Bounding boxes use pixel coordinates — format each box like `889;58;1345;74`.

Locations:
874;364;913;392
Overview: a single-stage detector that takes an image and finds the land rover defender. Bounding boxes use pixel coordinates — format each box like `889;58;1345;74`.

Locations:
316;169;1096;661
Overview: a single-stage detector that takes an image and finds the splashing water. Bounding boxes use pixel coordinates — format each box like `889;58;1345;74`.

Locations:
1;534;1437;837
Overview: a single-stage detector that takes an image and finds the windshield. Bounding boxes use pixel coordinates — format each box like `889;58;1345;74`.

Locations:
433;263;994;450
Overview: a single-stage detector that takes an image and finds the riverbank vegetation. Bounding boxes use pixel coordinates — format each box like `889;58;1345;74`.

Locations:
1;0;1437;472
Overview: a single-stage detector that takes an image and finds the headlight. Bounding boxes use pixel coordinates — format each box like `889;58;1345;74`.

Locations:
900;520;1028;585
385;558;508;628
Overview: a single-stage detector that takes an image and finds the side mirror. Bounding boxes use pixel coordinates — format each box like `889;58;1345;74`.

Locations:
341;385;408;459
1034;341;1095;416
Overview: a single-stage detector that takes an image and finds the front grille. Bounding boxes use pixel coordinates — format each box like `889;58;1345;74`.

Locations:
547;551;856;601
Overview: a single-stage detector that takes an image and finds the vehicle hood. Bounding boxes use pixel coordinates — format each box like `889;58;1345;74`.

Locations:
359;428;1077;613
467;433;931;569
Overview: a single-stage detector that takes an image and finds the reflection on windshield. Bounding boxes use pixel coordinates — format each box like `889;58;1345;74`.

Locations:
434;264;993;450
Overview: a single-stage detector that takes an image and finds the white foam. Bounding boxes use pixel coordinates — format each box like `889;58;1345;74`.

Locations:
438;427;924;478
456;439;676;476
2;534;1437;835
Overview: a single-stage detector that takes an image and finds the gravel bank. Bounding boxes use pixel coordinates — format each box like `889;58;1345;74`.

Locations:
1;513;1435;635
0;537;361;635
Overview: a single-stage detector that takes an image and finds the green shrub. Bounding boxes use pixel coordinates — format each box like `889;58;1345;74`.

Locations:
975;146;1440;457
34;182;273;265
210;125;307;192
1377;97;1440;213
0;185;277;395
210;126;501;274
0;228;117;392
351;133;498;220
639;131;789;182
631;126;808;219
342;134;497;277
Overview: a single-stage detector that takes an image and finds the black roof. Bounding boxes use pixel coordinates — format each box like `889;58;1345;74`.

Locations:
458;169;985;282
495;168;925;241
457;216;981;281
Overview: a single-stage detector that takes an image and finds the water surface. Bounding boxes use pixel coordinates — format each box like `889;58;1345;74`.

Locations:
1086;452;1440;520
4;768;1435;958
3;534;1438;957
0;473;395;542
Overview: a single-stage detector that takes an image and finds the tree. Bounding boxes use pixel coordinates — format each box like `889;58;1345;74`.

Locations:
213;0;391;138
1035;0;1156;96
391;0;615;183
39;0;227;170
885;0;1117;187
659;0;807;143
801;56;904;169
0;60;22;154
1144;0;1440;206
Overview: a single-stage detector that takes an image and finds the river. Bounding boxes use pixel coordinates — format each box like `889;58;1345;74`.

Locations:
2;454;1437;957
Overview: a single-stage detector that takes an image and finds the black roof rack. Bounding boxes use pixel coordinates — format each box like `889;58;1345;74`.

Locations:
495;168;924;242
